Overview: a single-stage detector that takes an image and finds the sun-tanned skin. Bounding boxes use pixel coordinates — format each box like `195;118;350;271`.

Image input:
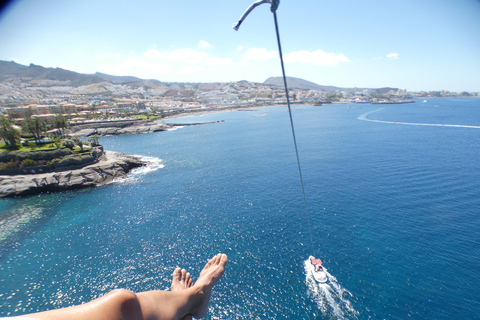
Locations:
171;268;193;320
171;268;193;292
24;253;227;320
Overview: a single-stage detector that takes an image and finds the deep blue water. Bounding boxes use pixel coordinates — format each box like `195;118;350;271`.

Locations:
1;98;479;319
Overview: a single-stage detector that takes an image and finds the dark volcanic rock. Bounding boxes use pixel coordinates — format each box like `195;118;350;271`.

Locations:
0;151;145;197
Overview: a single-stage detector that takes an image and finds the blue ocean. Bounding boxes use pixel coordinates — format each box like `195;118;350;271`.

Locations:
1;98;479;319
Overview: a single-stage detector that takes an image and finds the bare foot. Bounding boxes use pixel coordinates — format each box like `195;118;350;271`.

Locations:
171;268;193;291
171;268;193;320
190;253;228;319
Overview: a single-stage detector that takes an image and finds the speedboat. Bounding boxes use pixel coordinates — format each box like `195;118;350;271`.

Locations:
308;256;327;283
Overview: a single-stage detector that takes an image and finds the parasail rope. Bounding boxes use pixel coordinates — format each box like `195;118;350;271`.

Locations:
234;0;316;256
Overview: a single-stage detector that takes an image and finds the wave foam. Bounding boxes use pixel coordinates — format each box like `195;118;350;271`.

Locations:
110;156;164;184
130;156;165;176
167;126;183;131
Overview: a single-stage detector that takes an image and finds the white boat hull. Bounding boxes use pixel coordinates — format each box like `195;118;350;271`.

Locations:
308;256;327;283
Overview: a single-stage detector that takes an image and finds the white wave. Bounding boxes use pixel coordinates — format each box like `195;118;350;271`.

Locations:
359;109;480;129
130;156;164;176
167;126;183;131
110;156;164;185
304;259;358;319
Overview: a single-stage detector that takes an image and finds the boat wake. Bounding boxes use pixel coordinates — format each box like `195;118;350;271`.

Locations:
304;259;358;319
359;109;480;129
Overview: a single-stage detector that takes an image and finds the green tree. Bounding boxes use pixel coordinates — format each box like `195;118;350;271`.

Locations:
52;115;68;137
0;116;20;147
62;139;75;150
51;136;62;149
326;93;341;101
22;117;47;144
71;137;85;151
88;134;100;147
78;140;84;151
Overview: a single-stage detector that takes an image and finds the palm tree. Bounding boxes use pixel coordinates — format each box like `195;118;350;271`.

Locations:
0;116;20;147
22;117;46;144
52;115;68;137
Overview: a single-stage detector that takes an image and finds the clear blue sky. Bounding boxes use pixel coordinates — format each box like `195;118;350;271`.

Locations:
1;0;479;92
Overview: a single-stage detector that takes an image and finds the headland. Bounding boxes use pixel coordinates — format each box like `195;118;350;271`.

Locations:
0;148;145;197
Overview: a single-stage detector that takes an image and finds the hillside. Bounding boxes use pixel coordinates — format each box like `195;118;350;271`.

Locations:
264;76;341;92
0;61;104;86
1;60;397;93
94;72;144;84
264;76;398;93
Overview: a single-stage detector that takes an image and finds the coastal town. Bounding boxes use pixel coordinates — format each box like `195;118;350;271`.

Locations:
1;77;478;124
1;61;478;125
0;61;478;197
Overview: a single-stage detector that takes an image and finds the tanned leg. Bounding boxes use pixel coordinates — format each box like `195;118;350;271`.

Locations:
26;254;227;320
171;268;193;320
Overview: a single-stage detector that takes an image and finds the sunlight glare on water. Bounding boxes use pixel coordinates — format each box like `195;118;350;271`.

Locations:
1;99;480;319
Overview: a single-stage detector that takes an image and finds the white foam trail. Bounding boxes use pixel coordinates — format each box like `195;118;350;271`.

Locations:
359;108;480;129
304;259;358;319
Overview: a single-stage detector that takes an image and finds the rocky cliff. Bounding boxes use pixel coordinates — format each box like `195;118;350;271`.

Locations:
0;151;145;197
67;120;172;137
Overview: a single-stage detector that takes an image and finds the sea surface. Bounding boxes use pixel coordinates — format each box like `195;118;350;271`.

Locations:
1;98;479;319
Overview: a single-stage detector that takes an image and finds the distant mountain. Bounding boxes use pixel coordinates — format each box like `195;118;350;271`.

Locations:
0;60;29;76
264;76;341;92
0;60;398;93
0;60;104;86
0;60;169;88
264;76;398;93
94;72;143;84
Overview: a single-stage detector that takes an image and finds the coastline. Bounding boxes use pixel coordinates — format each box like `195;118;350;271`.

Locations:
159;104;278;121
0;150;145;197
0;100;428;197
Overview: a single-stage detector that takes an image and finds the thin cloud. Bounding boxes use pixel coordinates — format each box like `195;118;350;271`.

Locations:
387;53;399;59
237;45;244;51
178;65;212;75
205;57;248;67
206;57;232;66
199;40;211;49
99;47;248;80
243;48;278;61
58;64;75;71
144;48;207;64
99;58;171;77
284;49;350;66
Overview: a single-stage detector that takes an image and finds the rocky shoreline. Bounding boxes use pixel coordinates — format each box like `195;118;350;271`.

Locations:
0;118;226;197
67;119;225;137
68;119;172;137
0;150;145;197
